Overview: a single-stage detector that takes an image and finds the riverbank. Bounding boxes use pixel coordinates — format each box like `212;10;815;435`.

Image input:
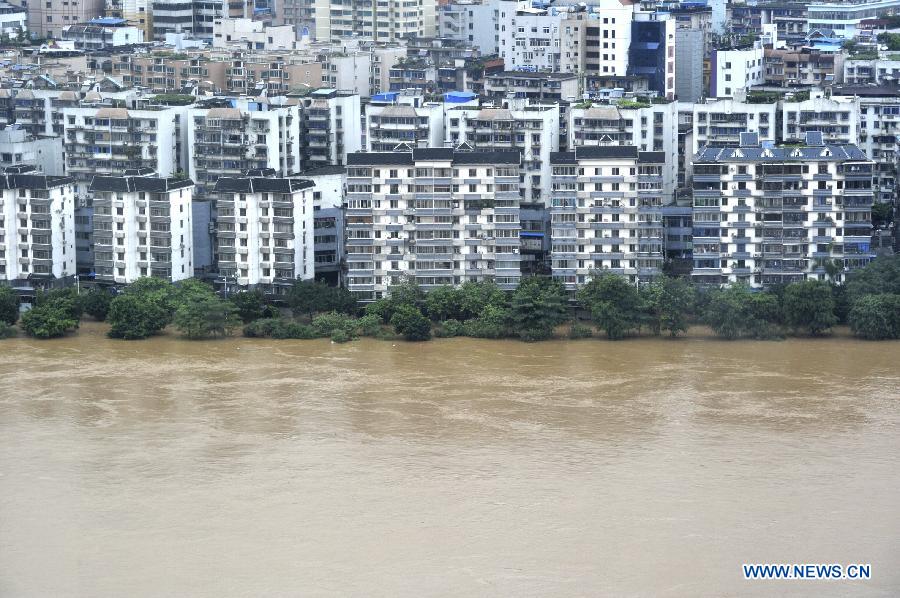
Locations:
3;319;891;345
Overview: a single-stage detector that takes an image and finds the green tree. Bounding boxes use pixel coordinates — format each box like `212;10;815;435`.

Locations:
173;278;217;308
107;293;171;340
20;304;78;338
0;286;18;325
387;277;424;309
577;273;642;340
465;304;511;338
35;287;83;321
457;280;508;320
704;284;781;340
642;276;695;337
390;304;432;341
782;280;837;336
123;277;178;324
509;276;569;341
877;32;900;50
174;296;240;339
230;289;272;323
846;255;900;301
312;311;357;339
423;285;464;321
82;288;112;321
848;294;900;340
872;202;894;229
288;280;357;317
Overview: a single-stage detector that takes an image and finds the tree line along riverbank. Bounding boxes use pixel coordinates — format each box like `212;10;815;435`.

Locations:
1;255;899;344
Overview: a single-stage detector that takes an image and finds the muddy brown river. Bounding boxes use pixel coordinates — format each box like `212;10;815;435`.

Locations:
1;323;898;596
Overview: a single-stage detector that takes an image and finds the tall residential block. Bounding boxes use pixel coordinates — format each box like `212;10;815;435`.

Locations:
691;133;876;288
0;166;76;283
549;146;665;291
89;172;195;284
213;173;315;293
344;148;523;301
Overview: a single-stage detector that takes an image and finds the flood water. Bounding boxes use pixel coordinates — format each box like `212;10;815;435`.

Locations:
1;323;898;597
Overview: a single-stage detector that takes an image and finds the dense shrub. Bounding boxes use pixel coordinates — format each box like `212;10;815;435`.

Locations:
465;305;511;339
20;304;78;339
434;319;466;338
390;304;432;341
577;273;643;340
704;284;782;340
312;311;357;339
243;318;283;338
0;286;19;325
848;294;900;340
107;293;171;340
782;280;837;336
81;288;112;321
509;276;569;341
568;322;593;339
355;314;382;337
0;322;16;338
174;296;240;339
271;321;317;339
36;288;83;321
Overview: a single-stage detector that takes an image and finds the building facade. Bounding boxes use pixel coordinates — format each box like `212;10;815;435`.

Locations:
0;166;76;283
549;146;665;291
213;174;315;293
344;148;523;301
89;173;195;284
692;135;876;287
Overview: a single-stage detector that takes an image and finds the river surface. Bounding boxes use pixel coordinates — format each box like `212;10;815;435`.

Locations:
0;323;898;597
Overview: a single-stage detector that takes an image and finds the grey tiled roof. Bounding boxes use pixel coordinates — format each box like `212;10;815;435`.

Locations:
694;144;870;162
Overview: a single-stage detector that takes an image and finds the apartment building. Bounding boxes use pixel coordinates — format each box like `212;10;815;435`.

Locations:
61;17;144;49
27;0;105;38
296;88;361;170
711;43;765;98
365;92;448;152
445;101;560;205
439;0;499;55
0;166;76;283
299;165;345;282
88;173;195;284
483;71;579;103
63;104;186;199
275;0;315;38
187;102;301;200
0;126;65;176
691;133;875;288
691;98;777;154
764;47;843;88
151;0;194;38
213;173;315;293
344;148;523;301
782;95;859;145
212;18;296;51
628;12;676;100
568;101;679;200
844;58;900;85
12;89;82;138
807;0;900;39
549;146;665;291
559;2;633;78
313;0;436;43
498;4;563;72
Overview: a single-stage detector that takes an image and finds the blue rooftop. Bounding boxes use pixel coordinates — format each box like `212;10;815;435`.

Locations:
89;17;127;25
371;92;399;102
444;91;477;103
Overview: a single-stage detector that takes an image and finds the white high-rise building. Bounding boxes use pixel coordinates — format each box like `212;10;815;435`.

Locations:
692;133;876;288
344;148;523;301
0;166;76;283
445;100;559;205
88;172;195;284
313;0;436;42
365;92;451;152
549;146;665;290
213;173;315;293
782;94;859;145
